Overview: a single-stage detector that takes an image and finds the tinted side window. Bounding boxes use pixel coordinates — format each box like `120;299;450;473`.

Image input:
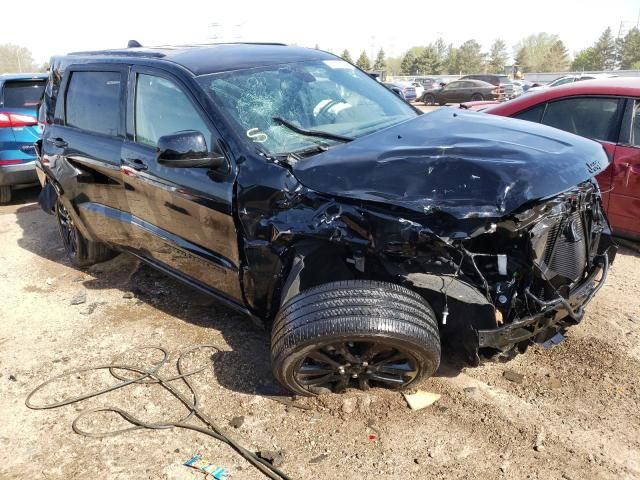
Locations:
2;81;45;108
541;97;620;142
513;104;546;123
65;71;121;136
135;74;211;148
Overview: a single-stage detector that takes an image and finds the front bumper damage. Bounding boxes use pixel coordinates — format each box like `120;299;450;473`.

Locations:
477;253;610;349
246;174;616;365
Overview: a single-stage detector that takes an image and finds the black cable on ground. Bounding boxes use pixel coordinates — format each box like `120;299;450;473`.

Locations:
25;345;292;480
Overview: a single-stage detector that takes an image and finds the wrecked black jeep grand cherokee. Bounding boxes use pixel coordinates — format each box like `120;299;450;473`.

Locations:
36;43;616;396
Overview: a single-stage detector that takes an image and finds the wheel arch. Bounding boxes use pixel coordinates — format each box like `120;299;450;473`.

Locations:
273;239;358;322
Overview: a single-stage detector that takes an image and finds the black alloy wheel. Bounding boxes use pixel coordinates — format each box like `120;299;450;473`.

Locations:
271;280;441;396
55;197;115;267
294;338;420;392
56;199;79;257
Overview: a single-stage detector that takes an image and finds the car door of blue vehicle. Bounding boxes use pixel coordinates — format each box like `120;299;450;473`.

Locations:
120;66;243;304
44;65;130;246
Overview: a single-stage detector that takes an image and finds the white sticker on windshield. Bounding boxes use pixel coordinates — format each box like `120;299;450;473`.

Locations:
323;60;355;70
247;128;268;143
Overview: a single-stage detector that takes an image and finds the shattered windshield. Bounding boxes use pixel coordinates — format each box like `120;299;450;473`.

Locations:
197;59;417;155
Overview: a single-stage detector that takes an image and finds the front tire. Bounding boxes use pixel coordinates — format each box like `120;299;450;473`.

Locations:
0;186;11;204
423;94;435;106
271;280;441;396
471;93;484;101
55;197;115;267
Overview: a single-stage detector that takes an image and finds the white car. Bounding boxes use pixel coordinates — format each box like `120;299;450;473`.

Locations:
410;81;424;100
527;73;616;93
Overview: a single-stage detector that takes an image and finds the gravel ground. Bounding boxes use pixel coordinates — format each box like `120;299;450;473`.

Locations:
1;187;639;480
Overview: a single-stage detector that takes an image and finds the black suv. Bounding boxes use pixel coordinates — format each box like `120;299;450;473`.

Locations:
36;43;615;396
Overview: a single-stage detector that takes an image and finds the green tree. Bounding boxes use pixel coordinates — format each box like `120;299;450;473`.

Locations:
373;48;386;70
572;47;599;71
544;40;570;72
410;46;434;74
434;37;448;69
594;27;617;70
444;46;459;74
455;39;485;73
385;55;402;75
571;27;617;71
514;33;569;72
355;50;371;70
400;51;417;75
487;39;508;73
618;27;640;69
341;49;353;64
0;44;37;73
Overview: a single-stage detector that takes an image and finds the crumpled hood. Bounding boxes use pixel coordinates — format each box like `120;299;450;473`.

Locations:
292;108;609;219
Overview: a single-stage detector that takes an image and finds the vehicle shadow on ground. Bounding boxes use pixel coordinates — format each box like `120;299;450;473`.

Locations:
0;186;41;214
13;203;281;396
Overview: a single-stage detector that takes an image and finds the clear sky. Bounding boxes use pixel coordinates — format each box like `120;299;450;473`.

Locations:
7;0;640;63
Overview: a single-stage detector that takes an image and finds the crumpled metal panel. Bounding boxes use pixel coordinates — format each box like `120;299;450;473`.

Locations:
292;108;609;219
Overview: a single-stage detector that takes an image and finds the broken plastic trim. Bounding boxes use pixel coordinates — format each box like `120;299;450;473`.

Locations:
477;255;609;349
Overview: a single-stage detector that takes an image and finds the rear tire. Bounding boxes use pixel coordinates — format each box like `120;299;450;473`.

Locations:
471;93;484;101
271;280;441;396
0;186;11;204
55;197;115;268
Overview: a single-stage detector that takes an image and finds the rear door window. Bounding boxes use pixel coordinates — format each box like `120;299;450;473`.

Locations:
2;80;45;108
65;71;122;136
541;97;621;142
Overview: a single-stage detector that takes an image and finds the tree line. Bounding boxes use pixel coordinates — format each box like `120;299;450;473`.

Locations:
2;27;640;76
0;44;48;73
339;27;640;76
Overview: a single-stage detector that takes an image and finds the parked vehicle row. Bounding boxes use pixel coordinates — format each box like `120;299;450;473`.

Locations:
0;73;47;203
383;81;418;101
393;72;621;106
32;42;615;396
526;73;616;94
477;77;640;240
421;79;503;105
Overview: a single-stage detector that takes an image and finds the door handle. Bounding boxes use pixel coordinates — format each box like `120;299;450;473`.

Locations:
622;162;640;188
46;137;68;148
121;158;148;171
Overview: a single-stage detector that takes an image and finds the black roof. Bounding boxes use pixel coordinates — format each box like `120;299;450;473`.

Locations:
65;43;336;76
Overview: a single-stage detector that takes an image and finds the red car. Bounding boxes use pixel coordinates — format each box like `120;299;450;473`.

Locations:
476;78;640;240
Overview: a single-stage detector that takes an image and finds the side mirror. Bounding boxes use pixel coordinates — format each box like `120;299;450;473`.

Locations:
156;130;228;170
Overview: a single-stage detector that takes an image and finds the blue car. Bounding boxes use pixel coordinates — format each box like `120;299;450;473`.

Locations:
0;73;47;203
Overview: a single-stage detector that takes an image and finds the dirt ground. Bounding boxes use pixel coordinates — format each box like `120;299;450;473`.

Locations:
1;187;639;480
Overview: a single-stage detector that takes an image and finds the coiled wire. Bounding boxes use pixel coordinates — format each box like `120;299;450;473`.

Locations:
25;345;292;480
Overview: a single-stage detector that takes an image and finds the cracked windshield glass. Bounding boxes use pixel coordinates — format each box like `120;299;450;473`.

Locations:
198;59;416;155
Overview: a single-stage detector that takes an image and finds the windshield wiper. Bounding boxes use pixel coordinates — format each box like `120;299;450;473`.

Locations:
272;116;353;143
